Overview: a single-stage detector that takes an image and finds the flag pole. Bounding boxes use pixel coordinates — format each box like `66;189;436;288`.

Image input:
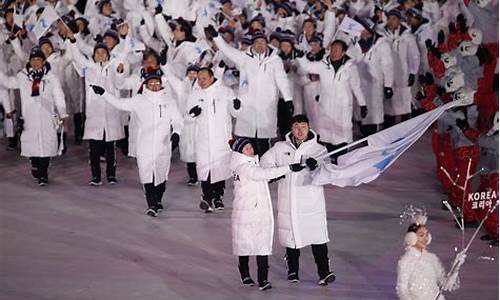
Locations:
314;136;369;161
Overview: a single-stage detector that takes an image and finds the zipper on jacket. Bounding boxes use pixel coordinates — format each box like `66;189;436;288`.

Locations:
212;99;216;114
159;104;162;118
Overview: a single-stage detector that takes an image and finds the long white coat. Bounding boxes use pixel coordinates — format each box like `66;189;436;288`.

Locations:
396;247;459;300
0;68;67;157
381;25;420;116
261;131;329;249
353;37;395;125
297;57;366;144
213;36;293;139
230;152;291;256
68;41;125;142
186;80;238;183
102;89;183;186
154;14;205;79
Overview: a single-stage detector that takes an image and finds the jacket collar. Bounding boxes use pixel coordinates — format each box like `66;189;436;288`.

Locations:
285;130;318;149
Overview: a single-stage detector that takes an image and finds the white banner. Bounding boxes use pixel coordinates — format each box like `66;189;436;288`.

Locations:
31;5;59;40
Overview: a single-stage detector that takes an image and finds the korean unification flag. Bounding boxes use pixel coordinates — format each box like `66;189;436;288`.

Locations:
312;101;462;187
337;16;365;38
32;5;59;40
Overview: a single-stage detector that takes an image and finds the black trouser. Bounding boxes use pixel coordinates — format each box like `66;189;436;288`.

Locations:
143;180;166;209
384;113;411;128
116;125;129;156
238;255;269;284
286;243;330;279
73;113;84;143
320;142;348;164
88;139;116;180
360;124;383;137
30;157;50;179
277;98;292;140
186;162;198;181
201;173;225;200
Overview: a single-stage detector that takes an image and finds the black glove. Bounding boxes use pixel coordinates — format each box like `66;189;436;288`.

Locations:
90;85;105;95
437;30;446;45
315;95;320;102
285;101;294;116
360;106;368;119
289;163;305;172
204;25;219;39
16;116;24;133
416;91;426;101
456;118;468;130
425;39;434;50
437;86;447;97
233;98;241;110
424;72;435;85
384;87;393;99
160;46;168;66
155;5;163;15
268;175;285;183
189;105;202;117
476;46;490;66
418;74;427;86
408;74;415;87
305;157;318;171
294;48;305;58
456;14;467;33
140;19;145;26
171;132;180;150
448;22;457;35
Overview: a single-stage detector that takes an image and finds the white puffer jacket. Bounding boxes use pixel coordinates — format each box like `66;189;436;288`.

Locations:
230;152;290;256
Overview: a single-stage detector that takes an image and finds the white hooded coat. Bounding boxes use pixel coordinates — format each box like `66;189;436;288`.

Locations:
0;68;67;157
381;25;420;116
102;88;183;186
297;56;366;144
68;41;125;142
261;131;329;249
353;37;395;125
186;80;238;183
213;36;293;139
230;151;291;256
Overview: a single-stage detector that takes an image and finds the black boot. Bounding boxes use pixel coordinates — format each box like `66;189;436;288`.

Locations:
286;248;300;282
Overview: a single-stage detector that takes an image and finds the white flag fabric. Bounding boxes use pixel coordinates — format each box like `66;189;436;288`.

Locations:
13;11;24;28
32;5;59;40
312;101;460;187
337;16;365;38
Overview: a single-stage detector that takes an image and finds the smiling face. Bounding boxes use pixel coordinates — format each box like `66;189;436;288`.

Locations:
146;78;162;92
414;226;430;250
40;43;53;57
291;121;310;142
30;57;45;70
197;69;215;89
329;42;345;61
94;48;109;63
253;38;268;54
241;143;254;156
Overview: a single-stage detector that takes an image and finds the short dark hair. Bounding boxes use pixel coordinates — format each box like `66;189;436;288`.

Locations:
331;40;348;52
291;114;309;126
198;67;214;77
